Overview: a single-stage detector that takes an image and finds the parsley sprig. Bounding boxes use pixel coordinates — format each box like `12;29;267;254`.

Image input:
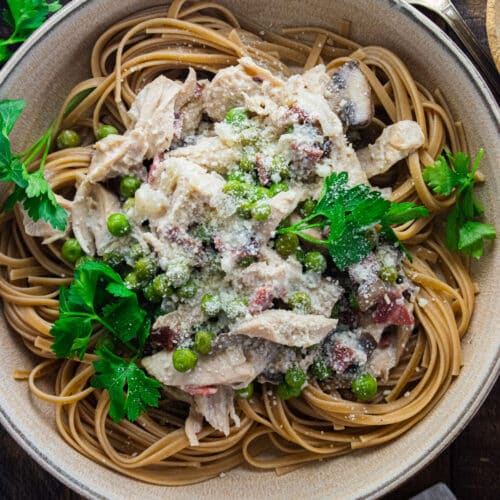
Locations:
0;100;67;230
423;149;496;258
278;172;429;269
0;0;62;63
51;260;160;422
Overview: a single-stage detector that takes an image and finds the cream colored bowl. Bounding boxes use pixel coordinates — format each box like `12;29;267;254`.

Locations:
0;1;498;498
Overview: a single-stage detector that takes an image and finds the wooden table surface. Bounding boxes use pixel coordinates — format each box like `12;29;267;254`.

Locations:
0;1;498;499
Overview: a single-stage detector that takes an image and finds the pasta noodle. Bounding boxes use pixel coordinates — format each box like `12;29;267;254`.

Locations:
0;0;476;485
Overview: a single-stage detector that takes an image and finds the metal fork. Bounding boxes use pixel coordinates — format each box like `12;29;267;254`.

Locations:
406;0;499;95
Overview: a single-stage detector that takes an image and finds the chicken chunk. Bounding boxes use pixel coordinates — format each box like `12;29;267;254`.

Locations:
231;309;337;347
203;63;264;121
128;75;182;157
87;130;147;183
357;120;425;178
71;180;120;255
141;345;257;388
168;136;239;174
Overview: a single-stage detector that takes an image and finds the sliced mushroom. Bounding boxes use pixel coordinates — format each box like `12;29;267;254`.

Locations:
357;120;425;178
325;61;374;129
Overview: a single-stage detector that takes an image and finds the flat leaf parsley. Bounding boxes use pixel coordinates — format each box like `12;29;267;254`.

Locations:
423;149;496;258
278;172;429;269
0;0;62;63
51;260;159;422
0;99;67;230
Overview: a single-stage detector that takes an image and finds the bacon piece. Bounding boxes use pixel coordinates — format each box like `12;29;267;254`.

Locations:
248;285;274;314
150;327;179;351
291;142;324;161
255;154;271;186
373;292;414;326
289;104;312;124
183;385;219;396
330;342;355;373
159;224;204;256
147;154;162;184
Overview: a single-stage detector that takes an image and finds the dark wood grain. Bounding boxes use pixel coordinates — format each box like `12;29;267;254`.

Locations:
0;1;498;499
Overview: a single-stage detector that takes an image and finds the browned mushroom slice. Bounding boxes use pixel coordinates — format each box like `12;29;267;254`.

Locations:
325;61;374;129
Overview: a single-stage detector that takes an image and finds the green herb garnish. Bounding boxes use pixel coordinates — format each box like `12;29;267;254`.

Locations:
277;172;429;269
0;0;62;63
91;346;161;422
0;99;67;230
423;149;496;258
50;260;160;422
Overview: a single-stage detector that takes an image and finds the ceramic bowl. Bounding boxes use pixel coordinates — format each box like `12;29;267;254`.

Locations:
0;1;498;498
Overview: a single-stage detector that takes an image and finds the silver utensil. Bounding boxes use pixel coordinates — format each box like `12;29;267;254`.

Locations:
406;0;500;96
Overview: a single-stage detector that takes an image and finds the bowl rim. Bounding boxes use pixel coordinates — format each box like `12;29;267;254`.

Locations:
0;1;498;498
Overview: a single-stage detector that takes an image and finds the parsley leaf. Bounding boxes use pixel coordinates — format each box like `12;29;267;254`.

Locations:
0;0;62;63
423;149;496;258
91;347;161;422
50;260;149;358
278;172;429;269
0;100;67;230
51;261;160;422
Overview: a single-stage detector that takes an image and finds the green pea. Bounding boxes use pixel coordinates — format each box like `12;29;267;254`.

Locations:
379;266;398;284
239;155;256;172
61;238;82;263
107;213;131;237
143;282;162;303
271;156;289;179
304;251;327;274
194;330;213;355
237;201;254;219
172;348;198;372
223;180;249;199
299;199;316;217
102;250;124;267
201;293;222;317
276;382;301;400
295;247;306;264
166;262;190;287
251;203;271;221
225;107;249;126
284;367;306;389
194;224;213;242
56;129;81;150
123;198;135;210
96;124;118;140
177;280;197;299
124;271;141;291
247;186;269;202
236;381;254;399
284;125;294;134
288;291;311;314
134;256;157;281
351;373;378;402
240;127;259;146
269;182;289;196
311;359;333;381
238;256;256;268
275;233;299;259
349;292;360;311
224;297;248;319
120;176;141;198
152;274;174;298
227;169;247;182
129;243;145;261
